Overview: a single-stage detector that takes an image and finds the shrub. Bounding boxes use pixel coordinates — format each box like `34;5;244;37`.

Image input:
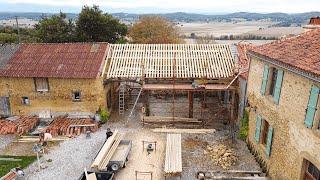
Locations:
99;108;110;124
238;110;249;140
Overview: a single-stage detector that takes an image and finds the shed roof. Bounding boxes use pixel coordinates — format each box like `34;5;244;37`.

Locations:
0;43;109;79
106;44;236;79
249;29;320;77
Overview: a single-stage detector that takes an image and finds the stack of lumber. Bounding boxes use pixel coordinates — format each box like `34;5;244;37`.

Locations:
91;130;123;170
152;128;215;134
1;171;16;180
206;144;238;169
45;117;98;136
142;116;202;124
164;133;182;176
15;135;69;143
0;116;39;135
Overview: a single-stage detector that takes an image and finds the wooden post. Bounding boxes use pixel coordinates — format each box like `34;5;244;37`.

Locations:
144;90;150;116
188;91;193;118
230;90;236;141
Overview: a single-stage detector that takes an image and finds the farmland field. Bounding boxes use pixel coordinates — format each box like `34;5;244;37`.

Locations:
178;21;304;38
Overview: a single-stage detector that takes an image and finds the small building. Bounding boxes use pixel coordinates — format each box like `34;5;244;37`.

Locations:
303;16;320;32
246;29;320;179
0;43;116;117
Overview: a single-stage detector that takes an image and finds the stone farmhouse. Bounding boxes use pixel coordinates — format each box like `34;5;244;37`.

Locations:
246;29;320;179
0;43;118;117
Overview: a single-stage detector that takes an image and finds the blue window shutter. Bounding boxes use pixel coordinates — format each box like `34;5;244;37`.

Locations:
304;85;319;128
273;70;284;104
255;115;262;142
266;126;274;157
260;65;269;96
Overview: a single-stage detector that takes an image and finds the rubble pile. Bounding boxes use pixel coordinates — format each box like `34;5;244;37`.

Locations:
0;116;39;135
45;117;99;136
206;144;238;169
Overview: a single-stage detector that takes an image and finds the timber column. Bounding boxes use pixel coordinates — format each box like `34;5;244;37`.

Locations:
188;91;194;118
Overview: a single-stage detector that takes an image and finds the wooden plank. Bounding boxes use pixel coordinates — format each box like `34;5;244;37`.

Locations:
142;116;201;123
164;133;182;175
91;130;119;168
98;133;123;170
152;128;215;134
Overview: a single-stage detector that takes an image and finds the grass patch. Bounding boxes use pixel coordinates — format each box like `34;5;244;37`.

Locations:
0;155;37;177
238;110;249;141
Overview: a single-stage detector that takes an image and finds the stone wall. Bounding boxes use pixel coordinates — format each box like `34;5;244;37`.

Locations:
246;56;320;180
0;77;108;115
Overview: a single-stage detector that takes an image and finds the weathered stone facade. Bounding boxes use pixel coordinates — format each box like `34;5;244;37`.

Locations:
247;56;320;180
0;77;115;116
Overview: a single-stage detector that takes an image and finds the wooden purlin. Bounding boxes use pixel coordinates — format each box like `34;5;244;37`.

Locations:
106;44;236;79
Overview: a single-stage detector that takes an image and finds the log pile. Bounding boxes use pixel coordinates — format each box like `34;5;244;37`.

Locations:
206;144;238;169
45;117;98;136
164;133;182;176
0;116;39;135
91;130;123;170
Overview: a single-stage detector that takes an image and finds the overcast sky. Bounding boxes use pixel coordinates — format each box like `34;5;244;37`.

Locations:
0;0;319;14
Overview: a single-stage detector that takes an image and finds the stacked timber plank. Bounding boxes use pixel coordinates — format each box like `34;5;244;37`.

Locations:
142;116;202;124
91;130;123;170
1;171;16;180
152;128;215;134
164;133;182;176
0;116;39;135
15;136;69;143
45;117;98;136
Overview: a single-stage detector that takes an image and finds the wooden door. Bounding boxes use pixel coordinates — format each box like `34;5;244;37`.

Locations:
0;97;11;117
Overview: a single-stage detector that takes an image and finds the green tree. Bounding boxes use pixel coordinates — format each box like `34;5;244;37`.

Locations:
35;12;75;43
0;33;17;43
76;5;127;43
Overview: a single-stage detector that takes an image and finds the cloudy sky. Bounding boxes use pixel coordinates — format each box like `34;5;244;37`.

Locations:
0;0;319;14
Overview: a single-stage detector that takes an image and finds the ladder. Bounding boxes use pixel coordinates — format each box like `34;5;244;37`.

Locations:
119;84;125;115
127;87;143;122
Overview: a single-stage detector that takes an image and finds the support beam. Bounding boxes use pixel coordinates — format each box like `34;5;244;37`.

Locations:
188;91;194;118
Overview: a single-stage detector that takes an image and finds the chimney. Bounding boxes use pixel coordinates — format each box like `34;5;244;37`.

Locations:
303;17;320;32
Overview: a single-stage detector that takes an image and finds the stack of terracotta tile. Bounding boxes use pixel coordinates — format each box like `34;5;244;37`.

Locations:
0;116;40;135
45;117;99;137
1;171;16;180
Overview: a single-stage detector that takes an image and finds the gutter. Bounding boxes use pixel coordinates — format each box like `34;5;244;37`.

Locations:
247;51;320;83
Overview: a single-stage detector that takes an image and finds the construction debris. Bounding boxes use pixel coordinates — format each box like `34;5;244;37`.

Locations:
152;128;215;134
45;117;99;136
1;171;16;180
206;144;238;169
0;116;39;135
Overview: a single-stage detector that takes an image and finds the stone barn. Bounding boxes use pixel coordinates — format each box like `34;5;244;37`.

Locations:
104;44;240;130
0;43;116;117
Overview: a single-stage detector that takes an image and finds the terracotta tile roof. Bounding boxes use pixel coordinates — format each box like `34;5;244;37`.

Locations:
237;43;254;79
249;29;320;77
310;17;320;25
0;43;109;78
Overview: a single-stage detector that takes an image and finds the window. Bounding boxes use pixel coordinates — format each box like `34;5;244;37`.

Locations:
268;68;278;96
34;78;49;92
305;160;320;180
22;97;29;105
72;91;81;101
260;119;270;145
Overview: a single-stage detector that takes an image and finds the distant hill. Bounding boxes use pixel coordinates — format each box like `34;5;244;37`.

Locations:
0;11;319;26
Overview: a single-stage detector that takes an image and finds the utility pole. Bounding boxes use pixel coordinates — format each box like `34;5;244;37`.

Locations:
15;16;21;43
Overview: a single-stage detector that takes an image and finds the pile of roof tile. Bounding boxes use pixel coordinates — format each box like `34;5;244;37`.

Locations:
0;116;40;135
45;117;99;136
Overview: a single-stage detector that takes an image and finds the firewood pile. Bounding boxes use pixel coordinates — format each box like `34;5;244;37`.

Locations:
0;116;39;135
45;117;99;136
206;144;238;169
